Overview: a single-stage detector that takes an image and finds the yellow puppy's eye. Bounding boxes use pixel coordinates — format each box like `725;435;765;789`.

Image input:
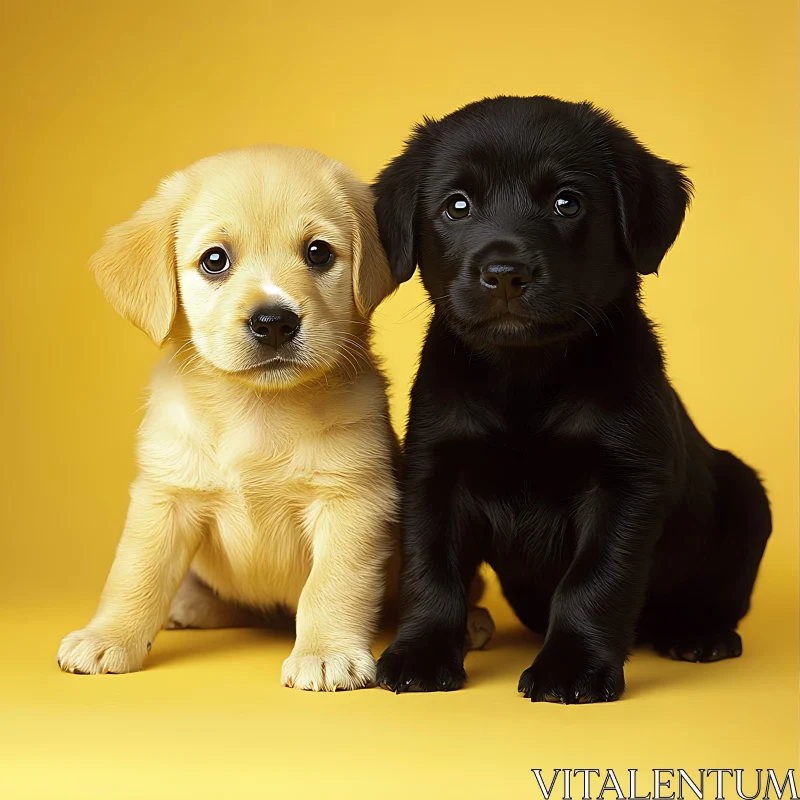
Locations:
305;240;334;271
199;247;230;275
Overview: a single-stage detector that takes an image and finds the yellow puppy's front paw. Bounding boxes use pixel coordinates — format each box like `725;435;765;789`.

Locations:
281;647;376;691
57;626;150;675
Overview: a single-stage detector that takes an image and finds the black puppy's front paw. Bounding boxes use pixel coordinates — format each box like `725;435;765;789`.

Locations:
518;638;625;704
654;628;742;663
377;640;466;693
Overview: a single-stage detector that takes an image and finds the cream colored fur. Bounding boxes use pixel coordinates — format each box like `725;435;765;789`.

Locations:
57;146;400;690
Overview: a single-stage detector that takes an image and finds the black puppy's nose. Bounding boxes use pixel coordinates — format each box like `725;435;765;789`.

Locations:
480;264;530;300
248;306;300;349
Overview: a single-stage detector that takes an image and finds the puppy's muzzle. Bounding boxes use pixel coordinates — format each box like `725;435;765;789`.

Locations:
248;305;300;350
479;264;531;300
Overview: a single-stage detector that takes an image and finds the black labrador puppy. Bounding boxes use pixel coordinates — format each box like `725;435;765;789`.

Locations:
373;96;771;703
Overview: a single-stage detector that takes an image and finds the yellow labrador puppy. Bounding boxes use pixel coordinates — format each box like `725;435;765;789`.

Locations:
57;146;399;690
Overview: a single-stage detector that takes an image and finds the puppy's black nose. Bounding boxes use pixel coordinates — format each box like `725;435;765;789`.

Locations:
480;264;530;300
248;306;300;349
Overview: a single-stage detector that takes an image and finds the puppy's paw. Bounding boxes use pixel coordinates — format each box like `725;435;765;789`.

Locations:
57;626;150;675
465;606;495;652
377;640;466;693
281;647;376;691
518;638;624;704
654;628;742;663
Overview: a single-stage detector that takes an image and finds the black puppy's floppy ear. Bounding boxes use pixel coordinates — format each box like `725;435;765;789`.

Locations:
372;119;437;284
608;122;693;275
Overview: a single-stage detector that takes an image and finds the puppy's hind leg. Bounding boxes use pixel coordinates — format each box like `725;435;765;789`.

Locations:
465;608;495;652
385;561;495;653
648;449;771;663
464;574;495;652
165;571;264;630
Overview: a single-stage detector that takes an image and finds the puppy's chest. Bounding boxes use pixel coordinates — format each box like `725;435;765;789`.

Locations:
195;405;353;607
211;405;347;502
457;401;606;576
447;393;607;504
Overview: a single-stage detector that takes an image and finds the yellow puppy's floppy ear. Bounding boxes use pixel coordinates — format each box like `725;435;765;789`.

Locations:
344;176;397;318
90;173;186;345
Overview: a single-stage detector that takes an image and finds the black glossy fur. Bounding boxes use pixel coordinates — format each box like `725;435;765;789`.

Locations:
373;96;771;703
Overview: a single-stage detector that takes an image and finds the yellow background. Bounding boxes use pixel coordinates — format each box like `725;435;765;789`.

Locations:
1;1;797;797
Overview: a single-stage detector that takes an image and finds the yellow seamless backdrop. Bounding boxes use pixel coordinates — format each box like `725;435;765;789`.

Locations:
0;2;797;798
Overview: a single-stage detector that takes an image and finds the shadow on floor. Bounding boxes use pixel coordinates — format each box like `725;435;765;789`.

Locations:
147;625;295;669
461;620;723;700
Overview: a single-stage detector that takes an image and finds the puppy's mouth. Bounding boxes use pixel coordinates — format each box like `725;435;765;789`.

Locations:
453;309;582;347
475;313;539;344
233;356;298;374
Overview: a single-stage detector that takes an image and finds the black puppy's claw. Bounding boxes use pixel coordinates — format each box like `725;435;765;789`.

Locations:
377;643;466;694
518;643;625;705
654;628;742;663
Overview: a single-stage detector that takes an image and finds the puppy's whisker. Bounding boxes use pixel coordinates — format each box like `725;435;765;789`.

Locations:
610;300;625;320
315;344;355;383
336;335;373;358
176;351;206;378
329;330;373;355
340;348;370;367
569;305;598;337
576;299;614;334
317;319;372;327
395;297;435;323
396;294;450;325
168;340;195;364
337;347;364;382
177;363;209;380
583;299;614;331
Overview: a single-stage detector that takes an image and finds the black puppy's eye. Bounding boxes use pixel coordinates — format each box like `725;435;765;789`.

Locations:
445;194;470;220
554;193;581;218
199;247;230;275
305;240;335;270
